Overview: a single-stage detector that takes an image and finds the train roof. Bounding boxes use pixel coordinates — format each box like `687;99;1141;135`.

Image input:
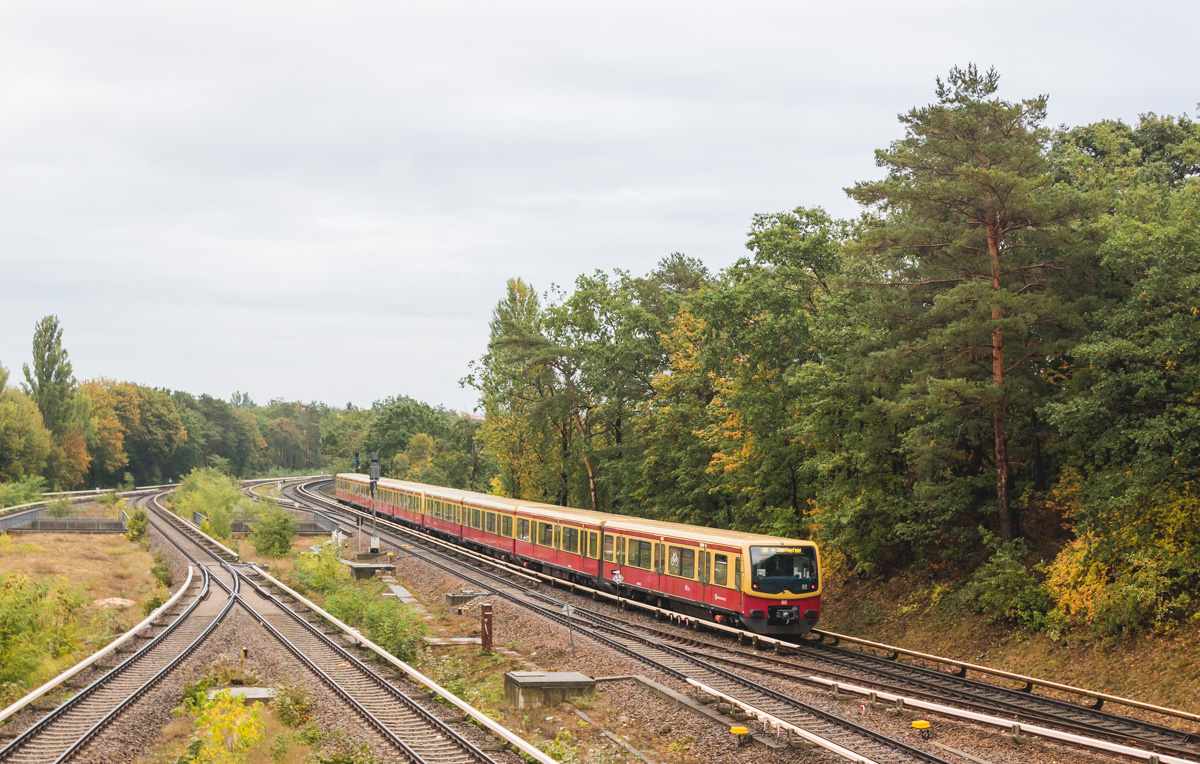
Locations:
336;473;815;548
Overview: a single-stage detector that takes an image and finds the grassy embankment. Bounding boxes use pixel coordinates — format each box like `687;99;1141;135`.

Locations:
0;518;163;706
817;561;1200;716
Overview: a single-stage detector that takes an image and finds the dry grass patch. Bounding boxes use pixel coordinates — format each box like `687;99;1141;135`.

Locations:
0;532;162;703
236;535;320;576
0;532;159;628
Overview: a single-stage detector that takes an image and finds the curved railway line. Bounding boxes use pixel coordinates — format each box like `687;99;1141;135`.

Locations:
288;481;958;764
289;478;1200;764
0;496;234;764
143;492;505;764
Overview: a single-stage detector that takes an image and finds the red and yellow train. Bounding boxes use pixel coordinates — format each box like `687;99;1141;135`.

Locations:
335;473;821;635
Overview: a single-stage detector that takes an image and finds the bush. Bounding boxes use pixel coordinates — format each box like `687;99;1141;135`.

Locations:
142;588;168;616
325;586;428;663
292;545;345;595
45;498;74;518
250;506;299;558
960;537;1052;631
272;675;315;728
169;468;251;542
0;573;86;686
181;689;265;762
1095;549;1196;636
152;555;174;588
125;508;149;541
0;476;46;509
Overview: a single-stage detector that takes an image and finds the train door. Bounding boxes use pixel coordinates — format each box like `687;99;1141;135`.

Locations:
653;541;665;593
590;529;602;581
734;555;744;610
698;549;709;602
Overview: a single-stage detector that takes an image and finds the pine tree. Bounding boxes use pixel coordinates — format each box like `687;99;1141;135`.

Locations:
847;65;1095;542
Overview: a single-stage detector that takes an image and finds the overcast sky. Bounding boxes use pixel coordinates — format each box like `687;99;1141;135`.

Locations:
1;1;1196;413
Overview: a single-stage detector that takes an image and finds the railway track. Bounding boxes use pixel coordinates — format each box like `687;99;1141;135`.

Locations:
0;497;234;764
144;493;503;764
290;481;954;764
291;478;1200;764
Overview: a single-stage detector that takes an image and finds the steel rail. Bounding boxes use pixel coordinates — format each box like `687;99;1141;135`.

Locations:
295;483;951;764
300;479;1200;732
806;628;1200;723
147;491;497;764
0;493;235;764
0;566;196;727
673;635;1200;760
296;479;1200;764
249;563;558;764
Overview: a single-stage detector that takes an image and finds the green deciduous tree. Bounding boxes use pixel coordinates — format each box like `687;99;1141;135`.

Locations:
250;505;299;557
0;367;53;484
22;316;75;437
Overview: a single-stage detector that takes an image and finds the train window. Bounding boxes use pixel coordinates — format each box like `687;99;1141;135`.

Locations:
554;525;562;549
617;537;626;565
668;547;695;578
603;535;614;561
713;554;729;586
588;532;598;559
501;515;513;538
629;540;653;569
562;527;579;553
471;509;480;529
749;545;817;594
699;551;709;583
537;522;554;547
486;512;496;533
517;519;531;541
679;548;695;578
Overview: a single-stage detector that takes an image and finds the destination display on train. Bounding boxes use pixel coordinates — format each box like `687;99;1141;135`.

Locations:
756;546;809;555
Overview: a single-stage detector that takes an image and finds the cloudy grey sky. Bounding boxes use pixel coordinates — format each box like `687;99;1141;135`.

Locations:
1;1;1196;412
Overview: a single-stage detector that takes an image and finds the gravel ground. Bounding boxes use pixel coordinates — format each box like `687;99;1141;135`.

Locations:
72;606;398;764
385;538;1136;764
147;524;191;598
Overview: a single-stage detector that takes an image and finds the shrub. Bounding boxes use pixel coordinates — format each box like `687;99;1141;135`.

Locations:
45;498;74;518
250;506;299;558
180;689;265;763
125;509;149;541
142;588;168;616
1095;549;1196;636
0;476;46;509
292;546;345;595
272;675;315;728
169;468;251;542
151;556;174;588
325;586;428;663
0;573;86;686
960;537;1052;630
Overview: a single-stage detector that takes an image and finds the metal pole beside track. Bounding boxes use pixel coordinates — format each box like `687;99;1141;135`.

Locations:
369;452;380;554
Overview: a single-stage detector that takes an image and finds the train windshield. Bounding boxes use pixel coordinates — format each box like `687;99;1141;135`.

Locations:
749;546;818;594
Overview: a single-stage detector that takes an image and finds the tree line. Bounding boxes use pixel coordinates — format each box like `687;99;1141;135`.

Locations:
0;317;493;502
468;66;1200;636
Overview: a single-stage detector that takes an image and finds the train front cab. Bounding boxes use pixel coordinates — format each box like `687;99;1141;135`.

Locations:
739;541;821;635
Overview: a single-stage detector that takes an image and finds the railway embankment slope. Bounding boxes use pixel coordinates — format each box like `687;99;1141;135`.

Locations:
818;565;1200;716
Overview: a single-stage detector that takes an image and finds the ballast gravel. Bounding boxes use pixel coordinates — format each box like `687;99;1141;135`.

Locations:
71;606;398;764
385;537;1136;764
